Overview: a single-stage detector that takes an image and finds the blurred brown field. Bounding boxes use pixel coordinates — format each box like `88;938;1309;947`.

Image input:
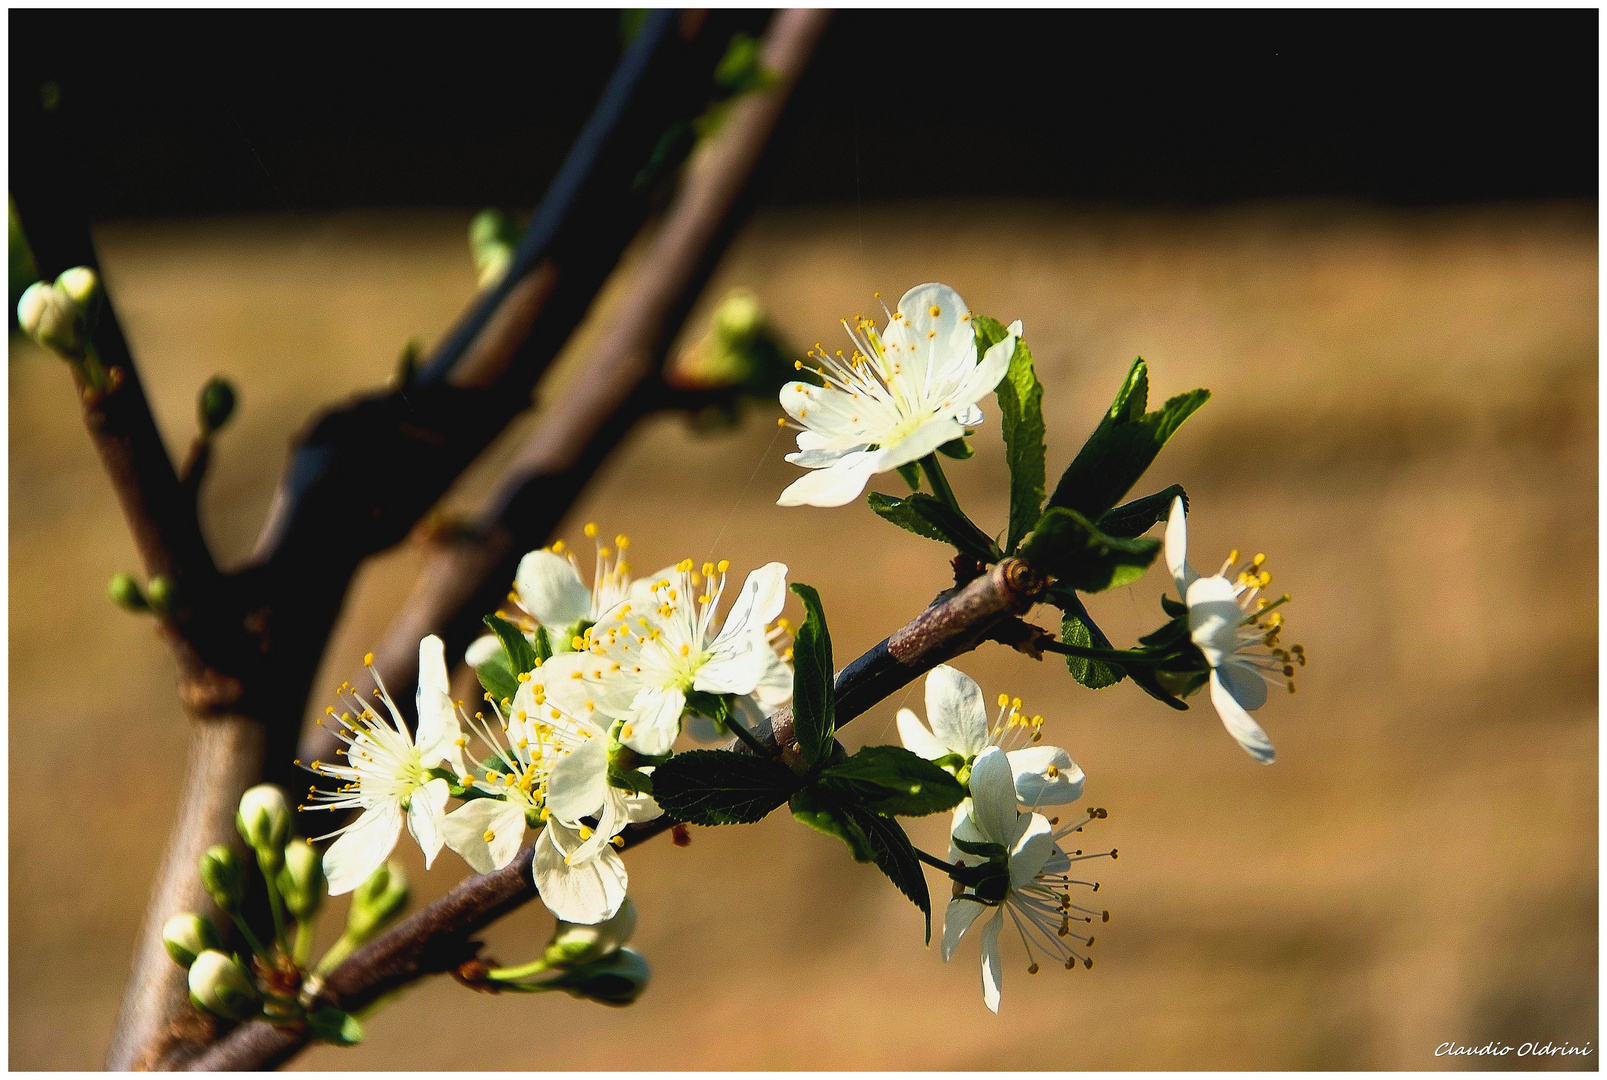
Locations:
9;200;1597;1069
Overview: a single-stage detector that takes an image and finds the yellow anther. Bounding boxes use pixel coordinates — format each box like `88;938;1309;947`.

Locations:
616;534;629;549
572;636;585;650
611;835;626;848
680;644;690;657
777;417;787;427
702;562;715;577
930;304;941;316
1012;697;1023;710
1047;764;1060;778
622;725;634;738
363;652;374;667
998;693;1010;708
578;826;593;840
552;539;565;553
584;523;598;538
483;829;496;843
325;706;335;716
455;737;467;747
717;559;729;573
598;547;611;559
794;359;804;370
518;671;531;682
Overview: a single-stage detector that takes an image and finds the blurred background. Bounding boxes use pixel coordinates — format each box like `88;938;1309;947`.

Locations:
9;8;1597;1071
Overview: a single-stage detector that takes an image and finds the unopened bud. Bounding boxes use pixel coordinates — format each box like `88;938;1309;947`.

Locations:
278;838;324;921
108;571;148;612
198;845;243;913
187;949;261;1020
552;946;651;1006
198;375;236;435
345;861;408;942
145;575;175;617
469;208;516;288
713;290;763;344
16;280;85;357
161;912;223;968
236;784;291;867
544;896;637;968
54;266;102;322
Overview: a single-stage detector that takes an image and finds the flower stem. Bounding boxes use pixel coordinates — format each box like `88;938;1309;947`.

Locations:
293;920;316;968
913;847;965;876
229;913;273;963
918;454;962;517
1039;640;1159;666
262;864;291;956
724;711;776;758
313;932;358;978
485;957;553;982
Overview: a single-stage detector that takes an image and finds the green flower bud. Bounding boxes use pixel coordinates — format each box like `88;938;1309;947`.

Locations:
187;949;261;1020
469;208;516;288
236;784;291;867
161;912;223;968
278;838;324;922
16;280;85;357
198;845;243;914
145;575;175;617
107;571;148;612
712;290;763;345
54;266;101;322
543;896;637;968
345;861;408;942
198;375;237;435
552;947;651;1006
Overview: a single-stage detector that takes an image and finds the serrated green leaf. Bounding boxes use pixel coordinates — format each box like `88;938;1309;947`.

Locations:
651;750;799;825
308;1007;364;1046
895;461;921;491
789;786;874;862
1061;612;1126;689
1018;507;1160;592
977;315;1046;554
788;583;836;769
1098;484;1188;539
484;613;538;677
846;807;931;943
818;745;967;817
1048;358;1208;521
475;654;519;705
866;492;1000;563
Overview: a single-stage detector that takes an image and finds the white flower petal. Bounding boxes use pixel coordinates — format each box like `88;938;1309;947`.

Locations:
464;634;502;669
942;897;987;961
515;549;593;632
951;330;1015;408
968;747;1023;849
979;908;1005;1013
323;801;403;896
546;731;611;823
1186;575;1245;667
621;686;685;757
442;798;528;874
752;647;794;709
1165;496;1198;599
1209;668;1276;763
777;450;881;508
873;413;965;472
1006;745;1085;807
414;635;464;774
406;777;451;868
1008;812;1056;889
532;821;628;924
896;707;951;761
948;798;982;864
1218;656;1269;711
925;665;989;758
695;633;768;698
715;562;789;642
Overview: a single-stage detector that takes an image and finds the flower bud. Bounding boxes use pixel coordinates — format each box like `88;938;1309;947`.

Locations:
145;574;175;617
107;571;148;612
198;375;237;435
277;838;324;922
187;949;261;1020
198;845;244;913
16;280;85;357
236;784;291;868
713;290;763;345
469;208;516;288
544;896;637;968
345;861;408;942
54;266;102;321
553;947;650;1006
161;912;223;968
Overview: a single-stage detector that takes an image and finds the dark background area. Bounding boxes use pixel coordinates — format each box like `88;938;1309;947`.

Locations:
9;8;1599;221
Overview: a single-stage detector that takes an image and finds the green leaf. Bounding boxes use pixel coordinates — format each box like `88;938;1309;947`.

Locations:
936;437;974;460
866;492;1000;563
1018;507;1160;592
895;461;921;491
1160;594;1189;618
818;745;967;817
651;750;799;825
1137;616;1192;650
474;654;519;705
484;613;537;677
951;834;1009;862
1048;358;1208;521
845;807;932;943
788;583;836;769
530;625;553;664
308;1007;364;1047
1061;611;1126;689
789;786;874;862
977;315;1046;554
1098;484;1188;539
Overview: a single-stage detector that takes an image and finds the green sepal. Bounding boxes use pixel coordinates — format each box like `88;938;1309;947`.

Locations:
1018;506;1160;592
1161;594;1189;618
1048;358;1209;521
474;654;519;708
844;807;932;944
1097;484;1188;539
788;583;836;769
307;1007;364;1046
684;690;733;729
816;745;967;817
1127;666;1191;711
650;749;798;826
895;461;922;491
950;834;1009;862
789;786;874;862
866;492;1001;563
937;436;974;460
1138;616;1193;650
607;768;656;797
484;613;538;676
1061;612;1126;689
977;315;1047;554
530;624;553;664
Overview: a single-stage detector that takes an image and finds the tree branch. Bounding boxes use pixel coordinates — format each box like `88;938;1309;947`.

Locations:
191;555;1047;1070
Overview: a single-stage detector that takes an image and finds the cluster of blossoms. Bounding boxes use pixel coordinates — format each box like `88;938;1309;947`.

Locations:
303;527;794;928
